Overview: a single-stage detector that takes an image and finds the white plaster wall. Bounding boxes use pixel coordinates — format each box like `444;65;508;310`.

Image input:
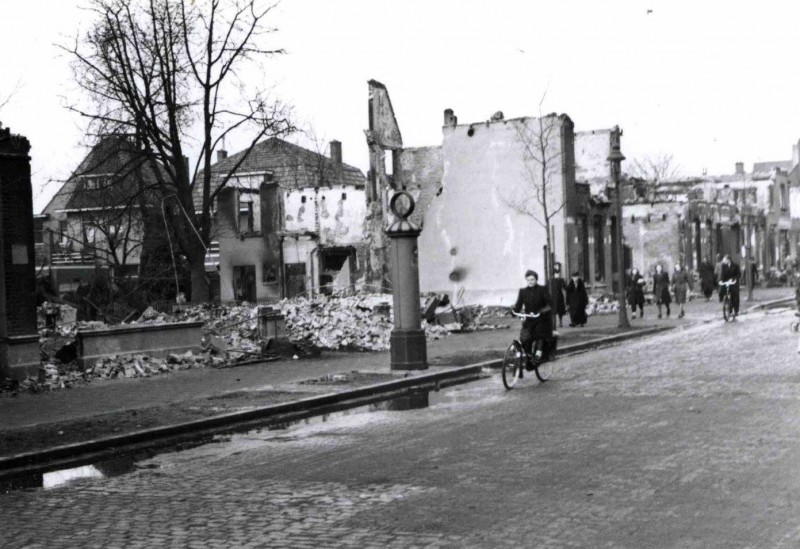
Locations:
283;185;366;246
283;189;316;233
575;130;611;181
417;117;567;306
317;185;367;246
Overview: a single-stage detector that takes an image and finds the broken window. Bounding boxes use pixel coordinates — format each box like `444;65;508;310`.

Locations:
262;263;278;285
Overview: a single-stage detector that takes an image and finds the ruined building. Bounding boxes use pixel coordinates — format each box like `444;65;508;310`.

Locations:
198;138;368;302
366;81;626;304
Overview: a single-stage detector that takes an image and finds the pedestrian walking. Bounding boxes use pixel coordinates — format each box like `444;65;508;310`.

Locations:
698;257;715;301
654;264;671;319
719;254;741;317
627;267;646;318
672;264;691;318
552;263;567;328
566;271;589;327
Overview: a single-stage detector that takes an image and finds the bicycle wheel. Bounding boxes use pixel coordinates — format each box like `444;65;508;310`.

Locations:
722;295;732;322
535;358;553;382
502;341;523;389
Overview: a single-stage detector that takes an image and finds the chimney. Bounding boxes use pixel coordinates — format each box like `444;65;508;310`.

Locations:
793;141;800;168
329;140;342;167
735;162;744;175
444;108;458;127
217;149;228;162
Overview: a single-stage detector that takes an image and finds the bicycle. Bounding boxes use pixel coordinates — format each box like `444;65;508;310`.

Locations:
501;311;557;389
719;280;737;322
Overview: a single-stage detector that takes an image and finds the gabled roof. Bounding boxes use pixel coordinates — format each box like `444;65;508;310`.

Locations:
752;160;791;176
43;135;162;214
193;137;366;211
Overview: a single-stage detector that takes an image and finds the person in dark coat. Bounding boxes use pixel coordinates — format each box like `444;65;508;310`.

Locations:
512;270;553;364
627;267;646;318
566;271;589;327
653;264;671;319
698;257;715;301
672;264;691;318
719;254;741;317
551;263;567;327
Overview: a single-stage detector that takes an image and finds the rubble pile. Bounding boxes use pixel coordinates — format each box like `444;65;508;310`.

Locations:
279;294;394;351
13;350;215;394
587;295;620;315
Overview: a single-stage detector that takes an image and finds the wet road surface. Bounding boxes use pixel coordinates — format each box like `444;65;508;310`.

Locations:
3;309;800;548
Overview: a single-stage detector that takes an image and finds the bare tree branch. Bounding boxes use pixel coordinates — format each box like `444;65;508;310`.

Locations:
62;0;296;301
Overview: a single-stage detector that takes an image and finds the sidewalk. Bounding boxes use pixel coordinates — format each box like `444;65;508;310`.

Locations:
0;287;792;460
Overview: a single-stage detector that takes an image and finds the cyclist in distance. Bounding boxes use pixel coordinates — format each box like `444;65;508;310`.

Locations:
719;254;741;318
512;270;553;367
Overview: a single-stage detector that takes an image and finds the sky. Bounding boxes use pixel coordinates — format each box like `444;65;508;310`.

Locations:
3;0;800;213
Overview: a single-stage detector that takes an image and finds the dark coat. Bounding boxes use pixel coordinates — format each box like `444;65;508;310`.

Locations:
552;276;567;316
513;285;553;339
654;271;671;305
566;278;589;325
627;273;645;306
672;270;691;304
698;261;715;297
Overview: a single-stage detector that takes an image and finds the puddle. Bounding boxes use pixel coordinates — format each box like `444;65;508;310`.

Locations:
2;382;485;494
1;455;137;493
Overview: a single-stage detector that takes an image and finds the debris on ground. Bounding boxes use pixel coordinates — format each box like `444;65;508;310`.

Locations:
8;292;487;395
587;295;620;315
279;294;394;351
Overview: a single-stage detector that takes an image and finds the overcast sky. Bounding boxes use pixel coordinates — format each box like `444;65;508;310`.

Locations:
2;0;800;213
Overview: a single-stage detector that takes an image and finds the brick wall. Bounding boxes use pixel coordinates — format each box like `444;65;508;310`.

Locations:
0;128;37;335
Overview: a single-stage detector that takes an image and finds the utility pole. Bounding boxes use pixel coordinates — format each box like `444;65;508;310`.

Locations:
740;168;753;301
608;127;630;329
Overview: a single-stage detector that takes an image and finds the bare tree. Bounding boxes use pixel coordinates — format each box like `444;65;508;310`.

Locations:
630;153;680;184
0;80;22;113
62;0;295;301
502;106;567;297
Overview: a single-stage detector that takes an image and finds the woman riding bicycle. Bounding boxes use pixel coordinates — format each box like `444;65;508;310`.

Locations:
512;270;553;367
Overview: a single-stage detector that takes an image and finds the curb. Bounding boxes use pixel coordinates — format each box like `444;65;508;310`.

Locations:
0;325;669;482
0;365;485;481
745;296;795;313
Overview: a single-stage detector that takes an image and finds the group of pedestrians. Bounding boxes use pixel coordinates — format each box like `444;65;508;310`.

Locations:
627;255;742;320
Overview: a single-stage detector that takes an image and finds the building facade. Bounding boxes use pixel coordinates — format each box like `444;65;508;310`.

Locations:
200;138;369;303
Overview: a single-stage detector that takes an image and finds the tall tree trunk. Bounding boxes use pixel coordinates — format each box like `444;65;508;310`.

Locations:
188;245;210;302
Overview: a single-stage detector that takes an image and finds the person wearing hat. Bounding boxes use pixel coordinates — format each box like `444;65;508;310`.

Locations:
566;271;589;327
512;269;553;365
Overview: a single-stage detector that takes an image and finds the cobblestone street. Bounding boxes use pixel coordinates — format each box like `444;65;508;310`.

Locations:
3;308;800;548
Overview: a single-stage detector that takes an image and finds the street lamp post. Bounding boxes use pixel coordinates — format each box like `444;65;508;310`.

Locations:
608;136;630;329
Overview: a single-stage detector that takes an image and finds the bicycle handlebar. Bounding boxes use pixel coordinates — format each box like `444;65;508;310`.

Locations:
719;280;737;286
511;310;541;319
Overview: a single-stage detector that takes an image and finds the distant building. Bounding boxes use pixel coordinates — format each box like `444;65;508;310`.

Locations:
623;150;800;283
198;137;368;302
38;136;159;295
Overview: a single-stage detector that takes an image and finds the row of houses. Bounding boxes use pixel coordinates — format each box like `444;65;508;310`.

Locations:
33;83;800;306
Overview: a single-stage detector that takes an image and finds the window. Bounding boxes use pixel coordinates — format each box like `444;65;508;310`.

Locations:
59;221;69;245
262;263;278;285
238;201;253;233
593;216;605;282
82;222;96;247
83;175;109;190
236;190;260;233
